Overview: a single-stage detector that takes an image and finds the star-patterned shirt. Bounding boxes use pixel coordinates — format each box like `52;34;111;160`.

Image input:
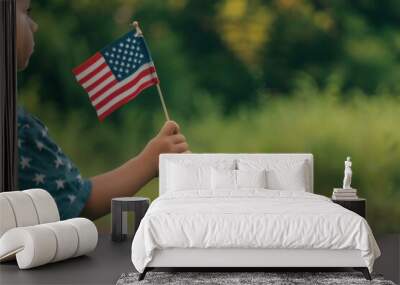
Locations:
17;107;92;220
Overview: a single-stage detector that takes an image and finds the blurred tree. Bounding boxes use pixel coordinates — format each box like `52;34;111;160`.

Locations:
19;0;400;120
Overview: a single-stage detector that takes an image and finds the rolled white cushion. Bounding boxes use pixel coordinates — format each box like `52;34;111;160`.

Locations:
0;226;57;269
0;192;39;227
65;218;98;257
42;221;79;262
23;189;60;223
0;196;17;237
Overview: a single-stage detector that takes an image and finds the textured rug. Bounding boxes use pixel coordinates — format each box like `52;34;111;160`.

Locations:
116;271;396;285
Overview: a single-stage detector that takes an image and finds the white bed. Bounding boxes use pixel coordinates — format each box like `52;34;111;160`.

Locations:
131;154;380;280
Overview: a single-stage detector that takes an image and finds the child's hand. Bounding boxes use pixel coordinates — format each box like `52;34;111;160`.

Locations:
140;121;189;176
150;120;189;153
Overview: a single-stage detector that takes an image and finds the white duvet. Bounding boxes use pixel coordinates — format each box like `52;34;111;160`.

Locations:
131;190;380;273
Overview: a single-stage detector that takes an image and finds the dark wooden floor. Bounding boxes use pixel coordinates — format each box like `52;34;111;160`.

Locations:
0;235;134;284
374;234;400;284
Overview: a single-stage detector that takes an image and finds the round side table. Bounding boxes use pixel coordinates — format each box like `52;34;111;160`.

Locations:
111;197;150;242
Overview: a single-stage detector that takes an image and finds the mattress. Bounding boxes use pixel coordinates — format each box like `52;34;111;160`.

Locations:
131;190;380;273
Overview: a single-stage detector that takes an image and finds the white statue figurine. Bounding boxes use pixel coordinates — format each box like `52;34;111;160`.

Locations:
343;156;352;189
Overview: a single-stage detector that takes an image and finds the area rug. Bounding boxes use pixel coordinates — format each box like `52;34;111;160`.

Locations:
116;271;396;285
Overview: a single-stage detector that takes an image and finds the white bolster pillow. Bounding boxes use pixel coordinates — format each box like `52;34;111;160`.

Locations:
0;218;98;269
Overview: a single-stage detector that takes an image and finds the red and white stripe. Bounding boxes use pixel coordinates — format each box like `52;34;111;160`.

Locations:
73;52;159;121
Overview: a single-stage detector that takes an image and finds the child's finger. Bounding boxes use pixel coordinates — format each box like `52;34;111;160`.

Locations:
160;120;180;136
170;134;186;144
173;142;189;153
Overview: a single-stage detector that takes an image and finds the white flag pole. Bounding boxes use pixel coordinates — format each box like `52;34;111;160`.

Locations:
131;21;170;121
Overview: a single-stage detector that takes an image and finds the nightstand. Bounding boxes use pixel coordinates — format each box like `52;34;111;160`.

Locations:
332;198;366;218
111;197;150;242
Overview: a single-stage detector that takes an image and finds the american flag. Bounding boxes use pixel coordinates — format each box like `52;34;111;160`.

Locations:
73;31;159;121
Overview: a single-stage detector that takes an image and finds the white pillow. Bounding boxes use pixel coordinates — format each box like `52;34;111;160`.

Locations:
266;166;307;191
211;168;236;190
236;169;267;188
167;162;212;191
165;158;236;171
211;169;268;190
238;159;309;191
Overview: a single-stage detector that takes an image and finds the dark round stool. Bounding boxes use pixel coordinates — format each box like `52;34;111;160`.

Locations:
111;197;150;242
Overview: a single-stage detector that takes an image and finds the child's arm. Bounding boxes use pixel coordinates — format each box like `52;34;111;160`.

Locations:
81;121;188;219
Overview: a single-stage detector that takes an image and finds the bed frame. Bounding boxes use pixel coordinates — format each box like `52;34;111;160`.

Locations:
140;248;370;280
139;153;371;280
